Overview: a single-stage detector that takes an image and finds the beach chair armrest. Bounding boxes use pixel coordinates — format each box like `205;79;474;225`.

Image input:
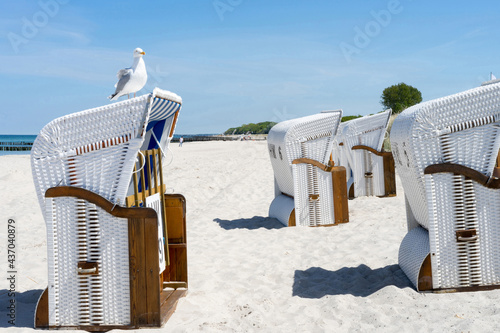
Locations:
351;145;392;157
45;186;157;219
424;163;500;189
292;158;335;172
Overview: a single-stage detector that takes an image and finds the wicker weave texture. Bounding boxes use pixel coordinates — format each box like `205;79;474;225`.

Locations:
332;110;391;197
391;83;500;230
47;197;130;326
426;173;500;288
31;96;151;216
269;194;294;226
398;226;430;290
268;111;342;226
392;83;500;290
268;112;341;197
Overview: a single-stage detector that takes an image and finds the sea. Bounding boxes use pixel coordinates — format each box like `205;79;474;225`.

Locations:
0;134;217;156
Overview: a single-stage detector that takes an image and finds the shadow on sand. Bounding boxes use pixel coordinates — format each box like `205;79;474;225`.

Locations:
214;216;285;230
293;264;412;298
0;288;44;328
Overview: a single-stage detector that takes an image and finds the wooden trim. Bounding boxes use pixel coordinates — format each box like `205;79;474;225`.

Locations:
292;158;333;172
163;281;188;289
34;287;49;328
348;183;354;199
45;186;156;219
158;149;170;267
331;166;349;224
145;150;153;197
288;209;296;227
382;153;397;197
424;163;500;189
351;145;392;157
493;167;500;179
432;284;500;293
128;215;161;326
163;194;188;287
140;152;148;203
169;111;180;138
418;254;432;291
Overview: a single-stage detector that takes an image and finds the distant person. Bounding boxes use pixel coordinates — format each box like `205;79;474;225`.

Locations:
179;136;184;147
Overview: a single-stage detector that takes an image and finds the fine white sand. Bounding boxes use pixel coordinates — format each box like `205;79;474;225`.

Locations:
2;140;500;332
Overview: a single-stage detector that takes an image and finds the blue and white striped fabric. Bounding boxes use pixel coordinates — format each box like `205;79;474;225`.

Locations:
150;97;181;121
127;89;182;200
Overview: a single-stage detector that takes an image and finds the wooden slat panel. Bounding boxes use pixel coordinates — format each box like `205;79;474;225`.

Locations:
145;150;153;196
152;149;159;195
128;217;147;326
164;195;186;242
331;166;349;224
157;149;170;267
133;158;140;206
139;152;147;205
383;154;397;197
144;217;161;325
166;247;188;284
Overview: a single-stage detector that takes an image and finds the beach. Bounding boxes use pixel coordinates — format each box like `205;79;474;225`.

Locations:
2;140;500;332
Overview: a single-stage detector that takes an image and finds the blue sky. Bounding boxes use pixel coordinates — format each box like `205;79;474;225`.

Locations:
1;0;499;135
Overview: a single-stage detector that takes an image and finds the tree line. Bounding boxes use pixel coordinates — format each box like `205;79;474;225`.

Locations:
224;83;422;134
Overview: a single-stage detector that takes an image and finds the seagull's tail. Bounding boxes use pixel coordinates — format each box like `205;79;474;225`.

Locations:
108;93;118;101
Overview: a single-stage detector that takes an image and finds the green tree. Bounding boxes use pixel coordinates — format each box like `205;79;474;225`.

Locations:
381;83;422;114
341;115;362;122
224;121;277;135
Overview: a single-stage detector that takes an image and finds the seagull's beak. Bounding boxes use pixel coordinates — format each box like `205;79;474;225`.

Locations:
141;51;146;55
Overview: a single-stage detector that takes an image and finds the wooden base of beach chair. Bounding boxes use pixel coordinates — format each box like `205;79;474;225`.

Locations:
416;254;500;293
34;187;187;331
289;162;349;226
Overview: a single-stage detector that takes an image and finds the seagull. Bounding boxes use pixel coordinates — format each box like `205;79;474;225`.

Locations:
108;48;148;101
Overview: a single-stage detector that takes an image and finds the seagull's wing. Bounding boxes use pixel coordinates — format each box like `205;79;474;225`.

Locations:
115;68;132;88
117;67;132;80
114;71;132;94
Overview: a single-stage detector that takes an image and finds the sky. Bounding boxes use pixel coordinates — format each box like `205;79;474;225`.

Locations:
1;0;499;135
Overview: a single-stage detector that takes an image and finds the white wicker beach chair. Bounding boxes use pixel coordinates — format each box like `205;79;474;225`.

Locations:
391;82;500;292
32;88;187;329
332;110;395;198
268;110;348;227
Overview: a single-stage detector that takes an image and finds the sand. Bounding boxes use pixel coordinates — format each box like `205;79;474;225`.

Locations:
1;140;500;332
